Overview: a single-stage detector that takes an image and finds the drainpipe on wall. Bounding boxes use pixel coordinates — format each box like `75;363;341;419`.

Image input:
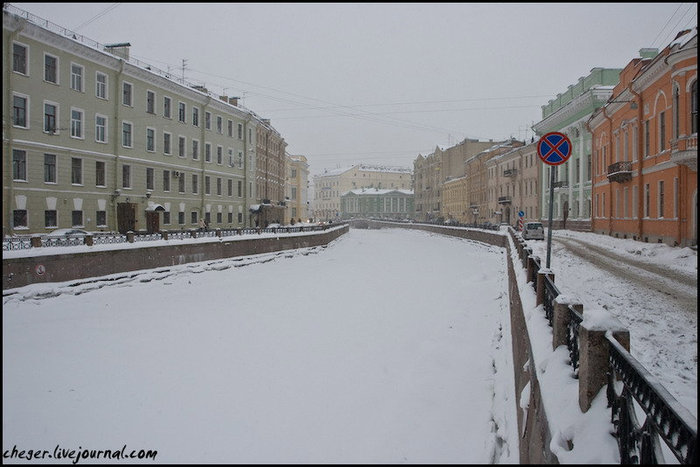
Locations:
5;20;26;236
112;59;125;232
627;84;644;242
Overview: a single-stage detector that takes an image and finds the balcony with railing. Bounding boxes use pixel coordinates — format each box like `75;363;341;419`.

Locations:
497;196;512;204
607;161;633;183
671;134;697;171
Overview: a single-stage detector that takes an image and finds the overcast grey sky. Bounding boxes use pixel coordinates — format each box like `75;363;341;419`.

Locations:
11;2;697;175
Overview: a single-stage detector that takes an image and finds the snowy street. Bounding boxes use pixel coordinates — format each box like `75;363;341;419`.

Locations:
3;228;518;464
527;229;697;418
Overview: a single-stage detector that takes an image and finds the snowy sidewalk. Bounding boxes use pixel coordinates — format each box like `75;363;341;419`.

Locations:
3;228;518;464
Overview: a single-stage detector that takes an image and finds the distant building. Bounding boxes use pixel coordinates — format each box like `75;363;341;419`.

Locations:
533;67;623;231
485;141;541;226
588;29;697;246
413;138;502;222
312;164;412;221
285;154;310;223
340;188;414;220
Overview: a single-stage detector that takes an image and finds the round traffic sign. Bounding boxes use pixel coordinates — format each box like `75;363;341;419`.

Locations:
518;211;525;217
537;132;572;166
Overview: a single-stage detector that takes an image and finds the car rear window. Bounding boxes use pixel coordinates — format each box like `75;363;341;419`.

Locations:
527;223;542;229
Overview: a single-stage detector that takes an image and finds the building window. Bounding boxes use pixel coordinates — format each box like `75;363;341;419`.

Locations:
163;96;171;118
178;136;186;157
122;121;133;148
96;161;105;187
72;210;83;227
192;139;199;160
44;102;57;133
644;184;650;218
14;210;28;228
178;211;185;225
45;210;57;228
644;120;650;156
228;120;233;137
147;90;155;114
146;167;155;191
163;211;171;225
96;72;107;99
122;82;133;106
96;210;107;227
217;212;222;224
12;42;27;74
205;176;211;195
178;174;185;193
205;111;211;130
44;54;58;83
146;128;155;152
70;63;83;92
673;177;679;218
217;116;223;133
228;212;233;223
205;143;211;162
191;211;198;224
71;109;84;138
178;102;186;123
673;86;680;139
95;115;107;143
238;123;243;140
658;180;664;218
13;94;28;127
205;212;211;225
193;107;199;126
163;170;171;192
217;146;223;164
228;179;233;197
658;111;666;151
44;154;56;183
238;180;242;197
12;149;27;181
192;174;198;194
122;164;131;189
217;177;222;196
163;133;172;155
72;158;82;185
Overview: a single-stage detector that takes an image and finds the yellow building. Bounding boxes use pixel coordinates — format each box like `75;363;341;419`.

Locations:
285;154;310;223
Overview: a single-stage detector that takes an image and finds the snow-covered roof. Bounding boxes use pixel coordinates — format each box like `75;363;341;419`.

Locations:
318;163;412;177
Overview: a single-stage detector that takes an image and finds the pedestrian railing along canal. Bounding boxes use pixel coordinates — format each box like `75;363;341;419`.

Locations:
2;224;342;251
510;228;697;464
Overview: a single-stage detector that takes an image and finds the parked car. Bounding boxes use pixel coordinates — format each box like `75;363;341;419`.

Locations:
522;222;544;240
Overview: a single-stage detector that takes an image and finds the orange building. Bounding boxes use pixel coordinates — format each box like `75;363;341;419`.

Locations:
588;28;697;247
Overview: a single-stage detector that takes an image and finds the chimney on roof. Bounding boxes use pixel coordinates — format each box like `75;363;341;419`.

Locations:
104;43;131;60
192;85;208;93
639;48;659;59
229;97;239;106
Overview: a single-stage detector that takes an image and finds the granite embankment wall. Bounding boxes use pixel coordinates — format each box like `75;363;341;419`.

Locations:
3;225;348;290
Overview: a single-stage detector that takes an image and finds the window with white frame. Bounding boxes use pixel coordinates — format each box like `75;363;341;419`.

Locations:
238;123;243;140
205;143;211;162
12;42;28;75
163;96;171;118
44;102;57;133
44;54;58;83
147;90;155;114
163;170;171;192
12;149;27;181
95;115;107;143
228;120;233;137
673;85;680;140
96;72;107;99
45;210;57;228
71;157;83;185
96;161;105;187
72;210;83;227
192;139;199;160
178;136;186;157
122;164;131;188
205;176;211;195
122;121;133;148
205;111;211;130
217;115;223;134
44;154;56;183
193;107;199;126
146;127;155;152
192;174;198;194
122;81;133;106
71;108;84;138
658;111;666;151
163;132;172;155
70;63;84;92
217;146;223;164
146;167;155;191
13;94;28;128
178;102;186;123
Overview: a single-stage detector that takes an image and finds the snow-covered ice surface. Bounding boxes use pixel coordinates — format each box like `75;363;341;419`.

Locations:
526;228;697;419
3;228;519;464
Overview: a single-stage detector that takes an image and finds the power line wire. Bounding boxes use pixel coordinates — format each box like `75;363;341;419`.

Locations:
72;3;121;31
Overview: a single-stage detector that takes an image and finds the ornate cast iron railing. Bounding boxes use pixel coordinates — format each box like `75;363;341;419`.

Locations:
566;305;584;377
606;333;697;464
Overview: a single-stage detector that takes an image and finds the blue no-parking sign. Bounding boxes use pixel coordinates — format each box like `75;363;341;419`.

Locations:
537;132;572;166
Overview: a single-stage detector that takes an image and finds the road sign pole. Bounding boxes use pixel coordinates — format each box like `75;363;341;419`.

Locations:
546;166;555;269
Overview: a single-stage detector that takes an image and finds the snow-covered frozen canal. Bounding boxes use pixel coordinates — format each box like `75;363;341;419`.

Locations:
3;228;518;464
